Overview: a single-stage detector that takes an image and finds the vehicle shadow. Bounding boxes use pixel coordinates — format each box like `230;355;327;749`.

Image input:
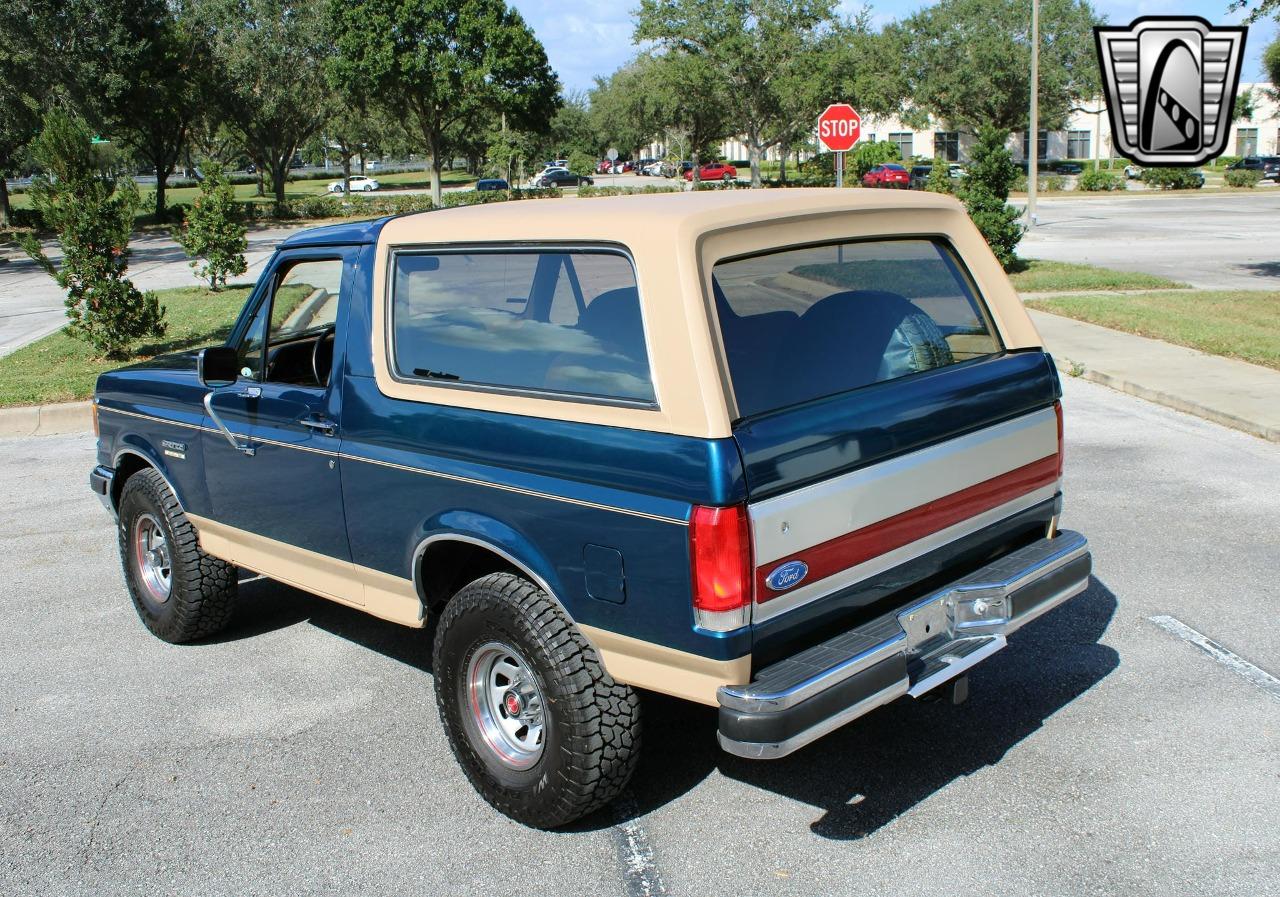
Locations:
620;575;1119;839
1237;260;1280;280
212;571;1118;842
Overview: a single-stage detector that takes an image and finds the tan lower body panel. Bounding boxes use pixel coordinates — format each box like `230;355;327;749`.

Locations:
578;624;750;706
187;514;424;628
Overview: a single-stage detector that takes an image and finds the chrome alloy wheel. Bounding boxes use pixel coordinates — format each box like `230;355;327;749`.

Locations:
466;642;546;770
133;512;172;604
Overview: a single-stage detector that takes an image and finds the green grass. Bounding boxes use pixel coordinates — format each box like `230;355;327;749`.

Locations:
1025;290;1280;371
0;285;251;407
1008;259;1188;293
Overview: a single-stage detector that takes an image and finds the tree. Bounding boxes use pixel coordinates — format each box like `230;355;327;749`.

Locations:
1229;0;1280;23
193;0;330;207
175;164;247;290
329;0;559;206
59;1;208;221
1233;87;1257;123
1264;37;1280;104
19;112;165;358
926;156;953;194
852;141;901;179
647;51;731;182
589;60;669;161
0;1;59;228
894;0;1101;134
958;127;1023;269
636;0;896;188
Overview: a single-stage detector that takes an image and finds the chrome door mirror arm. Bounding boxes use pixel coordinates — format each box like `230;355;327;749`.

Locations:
203;385;262;456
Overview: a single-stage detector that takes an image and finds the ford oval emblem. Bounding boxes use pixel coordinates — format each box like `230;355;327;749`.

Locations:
765;560;808;592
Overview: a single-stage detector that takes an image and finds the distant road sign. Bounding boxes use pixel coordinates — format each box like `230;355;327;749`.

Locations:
817;104;861;153
607;148;619;161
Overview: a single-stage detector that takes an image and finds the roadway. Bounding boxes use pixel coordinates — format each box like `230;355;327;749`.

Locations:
1;376;1277;896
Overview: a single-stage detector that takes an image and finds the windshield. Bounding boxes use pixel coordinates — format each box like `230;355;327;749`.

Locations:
712;238;1002;419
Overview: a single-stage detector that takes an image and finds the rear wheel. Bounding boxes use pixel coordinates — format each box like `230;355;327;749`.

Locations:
117;469;237;643
433;572;640;828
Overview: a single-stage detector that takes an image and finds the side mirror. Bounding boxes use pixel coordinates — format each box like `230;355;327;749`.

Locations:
198;346;239;387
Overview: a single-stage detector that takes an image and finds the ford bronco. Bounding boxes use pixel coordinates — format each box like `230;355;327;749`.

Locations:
90;190;1091;828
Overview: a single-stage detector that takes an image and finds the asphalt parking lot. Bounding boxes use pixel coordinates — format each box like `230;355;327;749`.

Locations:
2;376;1277;896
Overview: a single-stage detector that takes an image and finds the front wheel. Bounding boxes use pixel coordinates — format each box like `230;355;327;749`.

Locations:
433;572;641;828
117;468;237;643
722;172;733;182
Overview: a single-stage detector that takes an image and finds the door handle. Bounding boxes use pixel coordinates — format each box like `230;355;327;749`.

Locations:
300;417;338;436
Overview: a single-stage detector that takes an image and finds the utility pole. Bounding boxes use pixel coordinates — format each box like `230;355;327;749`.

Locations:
1027;0;1040;226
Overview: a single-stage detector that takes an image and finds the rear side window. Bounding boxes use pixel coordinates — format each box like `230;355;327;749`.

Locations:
391;248;654;404
712;239;1001;418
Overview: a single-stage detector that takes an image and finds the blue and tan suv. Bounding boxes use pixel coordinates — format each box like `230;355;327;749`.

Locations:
90;190;1090;827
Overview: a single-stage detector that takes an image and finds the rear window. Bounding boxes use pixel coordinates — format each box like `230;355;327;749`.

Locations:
390;248;654;404
712;238;1001;418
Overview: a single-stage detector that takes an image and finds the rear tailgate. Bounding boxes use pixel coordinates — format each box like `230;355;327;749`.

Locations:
710;237;1063;665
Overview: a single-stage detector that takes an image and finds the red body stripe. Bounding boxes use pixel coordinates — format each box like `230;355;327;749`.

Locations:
755;453;1061;601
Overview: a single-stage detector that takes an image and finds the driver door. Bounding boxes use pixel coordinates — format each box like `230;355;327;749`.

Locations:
202;248;355;562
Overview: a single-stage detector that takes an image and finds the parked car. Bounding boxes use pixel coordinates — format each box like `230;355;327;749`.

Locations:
597;160;615;174
862;163;910;188
474;178;509;191
90;190;1090;829
909;164;933;190
1228;156;1280;180
535;168;593;188
633;158;657;175
1053;161;1084;175
328;175;380;193
1123;164;1143;179
365;160;382;171
684;161;737;181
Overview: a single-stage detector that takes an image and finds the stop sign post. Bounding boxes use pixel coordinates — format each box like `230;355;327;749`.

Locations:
817;103;861;187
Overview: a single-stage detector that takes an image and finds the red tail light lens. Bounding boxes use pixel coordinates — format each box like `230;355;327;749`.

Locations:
690;504;753;631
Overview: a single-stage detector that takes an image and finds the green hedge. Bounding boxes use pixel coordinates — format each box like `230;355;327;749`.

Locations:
1077;169;1125;191
1140;167;1203;190
1225;169;1263;188
578;184;681;197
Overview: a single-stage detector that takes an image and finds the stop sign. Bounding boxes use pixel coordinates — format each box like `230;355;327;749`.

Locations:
817;104;861;152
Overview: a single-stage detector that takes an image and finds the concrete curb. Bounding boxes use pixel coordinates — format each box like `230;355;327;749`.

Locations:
1060;362;1280;442
0;401;93;438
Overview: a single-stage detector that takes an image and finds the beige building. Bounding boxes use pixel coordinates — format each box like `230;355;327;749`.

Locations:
707;83;1278;165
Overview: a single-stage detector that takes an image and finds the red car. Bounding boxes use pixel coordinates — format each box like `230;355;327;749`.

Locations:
862;163;910;188
684;161;738;182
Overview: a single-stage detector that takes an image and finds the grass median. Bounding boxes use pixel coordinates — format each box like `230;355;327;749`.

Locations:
1025;290;1280;371
0;285;251;408
1008;259;1187;292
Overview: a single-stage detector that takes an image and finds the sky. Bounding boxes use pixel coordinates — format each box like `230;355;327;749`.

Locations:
509;0;1277;94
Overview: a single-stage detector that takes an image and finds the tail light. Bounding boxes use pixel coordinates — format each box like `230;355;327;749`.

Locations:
92;400;100;437
1054;400;1064;479
690;504;753;631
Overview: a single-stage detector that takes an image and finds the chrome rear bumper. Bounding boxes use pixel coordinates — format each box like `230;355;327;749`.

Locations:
717;530;1091;759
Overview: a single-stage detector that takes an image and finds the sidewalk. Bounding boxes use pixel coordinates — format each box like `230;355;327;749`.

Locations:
1027;309;1280;442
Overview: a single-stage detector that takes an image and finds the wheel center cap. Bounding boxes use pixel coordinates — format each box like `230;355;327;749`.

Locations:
503;690;523;717
147;548;167;567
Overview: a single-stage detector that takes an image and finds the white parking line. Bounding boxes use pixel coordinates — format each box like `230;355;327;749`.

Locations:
1150;615;1280;702
612;794;668;897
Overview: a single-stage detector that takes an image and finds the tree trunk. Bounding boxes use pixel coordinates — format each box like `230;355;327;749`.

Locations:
342;155;352;196
272;161;287;207
154;170;169;222
748;139;762;189
255;160;265;197
430;152;443;206
691;150;701;186
779;153;787;185
0;177;11;229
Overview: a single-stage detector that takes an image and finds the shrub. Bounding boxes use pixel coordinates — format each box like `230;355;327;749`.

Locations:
1212;155;1241;170
174;166;250;290
17;111;164;359
578;184;681;198
926;156;953;194
958;127;1024;270
290;194;345;218
1225;169;1263;188
1077;169;1125;191
1141;167;1203;190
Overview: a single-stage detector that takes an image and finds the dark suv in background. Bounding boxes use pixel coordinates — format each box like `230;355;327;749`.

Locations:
1228;156;1280;180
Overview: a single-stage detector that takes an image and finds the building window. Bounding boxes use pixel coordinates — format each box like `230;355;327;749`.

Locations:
888;132;913;159
1021;129;1049;160
1237;127;1258;156
865;133;877;143
934;132;959;162
1067;130;1091;159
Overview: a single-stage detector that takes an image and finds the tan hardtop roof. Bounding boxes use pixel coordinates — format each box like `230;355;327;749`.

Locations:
378;188;964;245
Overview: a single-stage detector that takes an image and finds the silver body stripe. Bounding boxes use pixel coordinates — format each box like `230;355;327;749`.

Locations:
750;407;1059;565
752;483;1059;623
97;405;685;526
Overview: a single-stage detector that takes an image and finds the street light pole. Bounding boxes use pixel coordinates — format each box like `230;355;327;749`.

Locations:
1027;0;1039;226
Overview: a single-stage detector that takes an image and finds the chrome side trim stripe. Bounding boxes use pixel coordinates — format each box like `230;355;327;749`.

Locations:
337;451;687;525
750;407;1059;565
98;405;685;525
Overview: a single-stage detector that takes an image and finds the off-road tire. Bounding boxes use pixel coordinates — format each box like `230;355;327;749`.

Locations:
433;572;641;828
117;468;237;643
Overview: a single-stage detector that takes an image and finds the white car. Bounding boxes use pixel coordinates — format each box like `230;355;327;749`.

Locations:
1124;164;1143;179
329;176;380;193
